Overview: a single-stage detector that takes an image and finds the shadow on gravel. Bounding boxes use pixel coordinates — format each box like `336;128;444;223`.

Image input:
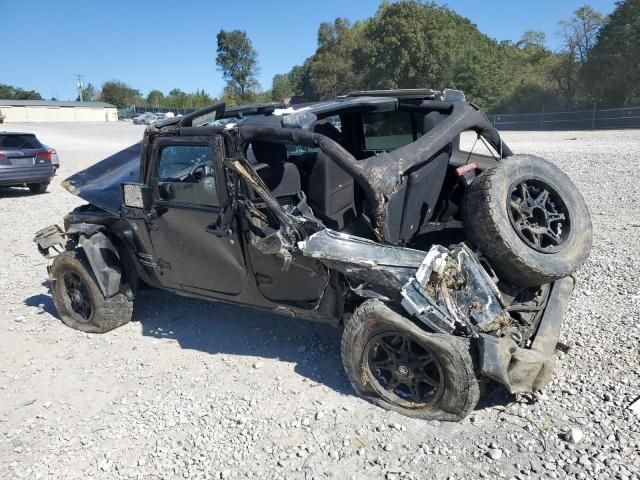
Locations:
24;284;516;408
133;289;353;396
474;383;515;412
24;293;59;318
0;186;48;198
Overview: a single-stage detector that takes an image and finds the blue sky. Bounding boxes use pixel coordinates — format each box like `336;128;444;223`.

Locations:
3;0;618;101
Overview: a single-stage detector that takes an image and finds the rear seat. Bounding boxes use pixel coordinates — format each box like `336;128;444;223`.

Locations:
251;141;301;198
291;122;357;230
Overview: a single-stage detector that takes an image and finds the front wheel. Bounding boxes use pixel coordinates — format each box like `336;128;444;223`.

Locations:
341;300;480;421
50;250;133;333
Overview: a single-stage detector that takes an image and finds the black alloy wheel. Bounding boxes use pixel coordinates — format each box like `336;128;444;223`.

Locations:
61;270;94;323
507;179;571;253
365;332;444;407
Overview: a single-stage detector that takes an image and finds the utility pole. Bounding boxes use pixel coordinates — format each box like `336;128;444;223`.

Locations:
75;74;85;102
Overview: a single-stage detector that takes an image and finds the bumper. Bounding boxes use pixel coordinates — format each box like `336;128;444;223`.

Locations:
0;164;54;186
479;276;575;393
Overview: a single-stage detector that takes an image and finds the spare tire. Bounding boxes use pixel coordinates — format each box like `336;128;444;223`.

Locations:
462;155;592;287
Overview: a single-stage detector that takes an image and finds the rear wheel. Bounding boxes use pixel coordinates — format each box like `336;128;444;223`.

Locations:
28;183;48;194
341;300;480;421
50;250;133;333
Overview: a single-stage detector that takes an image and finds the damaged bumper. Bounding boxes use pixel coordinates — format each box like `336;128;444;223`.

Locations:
478;276;574;393
300;230;573;394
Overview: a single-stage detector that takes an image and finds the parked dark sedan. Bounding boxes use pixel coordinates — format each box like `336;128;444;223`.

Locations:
0;132;55;193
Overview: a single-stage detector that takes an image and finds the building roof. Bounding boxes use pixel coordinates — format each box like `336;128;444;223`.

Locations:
0;99;116;108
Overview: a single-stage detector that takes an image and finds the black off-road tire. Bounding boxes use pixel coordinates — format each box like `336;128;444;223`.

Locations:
341;300;480;422
28;182;48;194
50;250;133;333
462;155;592;287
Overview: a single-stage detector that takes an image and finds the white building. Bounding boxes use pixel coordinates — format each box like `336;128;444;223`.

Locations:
0;100;118;123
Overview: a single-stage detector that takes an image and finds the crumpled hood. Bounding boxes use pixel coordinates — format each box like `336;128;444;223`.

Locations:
62;142;142;213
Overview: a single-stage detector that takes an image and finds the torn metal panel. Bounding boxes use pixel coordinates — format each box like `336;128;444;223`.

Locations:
401;278;456;333
33;224;68;258
401;244;507;335
298;229;427;292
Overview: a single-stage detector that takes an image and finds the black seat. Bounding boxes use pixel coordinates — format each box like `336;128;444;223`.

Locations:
251;142;301;198
307;123;356;230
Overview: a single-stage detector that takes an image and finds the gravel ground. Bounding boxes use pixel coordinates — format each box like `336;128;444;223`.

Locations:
1;123;639;480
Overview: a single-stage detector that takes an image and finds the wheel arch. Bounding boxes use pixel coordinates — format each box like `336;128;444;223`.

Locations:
65;224;136;299
73;229;122;298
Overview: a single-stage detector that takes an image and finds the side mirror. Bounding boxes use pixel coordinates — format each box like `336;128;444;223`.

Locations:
122;182;153;211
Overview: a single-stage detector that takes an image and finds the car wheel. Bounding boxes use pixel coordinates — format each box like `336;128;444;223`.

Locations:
341;300;480;421
28;183;49;194
50;250;133;333
462;154;592;287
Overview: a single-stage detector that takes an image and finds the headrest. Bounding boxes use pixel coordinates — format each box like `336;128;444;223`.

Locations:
314;122;342;143
252;141;288;165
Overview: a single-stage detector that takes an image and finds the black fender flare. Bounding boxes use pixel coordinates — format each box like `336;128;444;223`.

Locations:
70;227;123;298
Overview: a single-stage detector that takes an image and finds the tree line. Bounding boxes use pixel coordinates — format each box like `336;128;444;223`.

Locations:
3;0;637;113
224;0;639;113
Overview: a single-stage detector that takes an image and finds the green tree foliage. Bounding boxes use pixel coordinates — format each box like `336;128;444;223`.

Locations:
287;61;315;100
356;2;479;90
216;29;259;100
142;88;215;110
272;1;629;113
146;89;165;107
549;5;606;105
583;0;640;104
190;89;215;108
276;1;571;111
76;82;97;102
271;74;293;102
99;80;143;108
0;84;42;100
308;18;364;99
164;88;188;108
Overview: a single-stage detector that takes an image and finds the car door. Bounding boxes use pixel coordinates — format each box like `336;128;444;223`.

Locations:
146;135;246;295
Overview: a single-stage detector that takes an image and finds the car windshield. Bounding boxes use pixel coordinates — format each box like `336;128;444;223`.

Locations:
0;134;42;150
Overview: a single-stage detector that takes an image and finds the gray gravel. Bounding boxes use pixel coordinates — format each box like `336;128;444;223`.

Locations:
1;123;639;479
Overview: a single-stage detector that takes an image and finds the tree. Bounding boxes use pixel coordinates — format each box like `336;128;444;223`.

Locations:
0;84;42;100
190;89;215;108
517;30;546;49
559;6;606;64
76;82;97;102
216;29;259;100
308;18;365;99
550;5;605;106
287;60;315;101
98;80;143;108
271;74;293;102
583;0;640;104
269;0;629;112
165;88;188;108
146;89;164;107
356;2;475;90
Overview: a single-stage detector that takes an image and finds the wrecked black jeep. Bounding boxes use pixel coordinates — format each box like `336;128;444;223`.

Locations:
34;89;592;421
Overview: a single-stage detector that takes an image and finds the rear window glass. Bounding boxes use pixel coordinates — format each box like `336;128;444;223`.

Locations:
363;111;414;151
0;134;42;149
